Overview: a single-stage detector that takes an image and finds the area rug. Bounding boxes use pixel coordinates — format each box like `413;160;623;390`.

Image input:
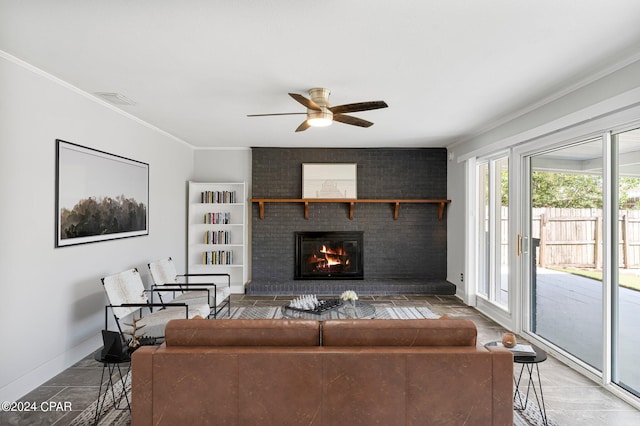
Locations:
228;305;441;319
514;396;559;426
70;306;556;426
69;372;131;426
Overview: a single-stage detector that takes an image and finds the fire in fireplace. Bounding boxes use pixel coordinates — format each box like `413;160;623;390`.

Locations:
295;231;363;279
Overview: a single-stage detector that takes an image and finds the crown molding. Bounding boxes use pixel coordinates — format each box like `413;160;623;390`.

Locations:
0;49;195;150
449;50;640;150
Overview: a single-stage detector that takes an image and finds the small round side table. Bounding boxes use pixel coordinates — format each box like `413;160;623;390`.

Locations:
93;348;131;425
485;341;549;426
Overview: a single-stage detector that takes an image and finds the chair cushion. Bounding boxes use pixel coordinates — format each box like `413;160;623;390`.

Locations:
169;285;230;307
132;304;210;338
322;319;477;347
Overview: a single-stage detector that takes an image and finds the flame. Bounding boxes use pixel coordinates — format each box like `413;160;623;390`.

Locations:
325;254;342;266
311;244;349;270
320;245;344;256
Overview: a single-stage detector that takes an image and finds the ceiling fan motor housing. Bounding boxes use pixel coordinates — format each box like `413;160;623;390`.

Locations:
309;87;331;106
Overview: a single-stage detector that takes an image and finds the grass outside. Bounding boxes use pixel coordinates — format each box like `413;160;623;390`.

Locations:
549;267;640;291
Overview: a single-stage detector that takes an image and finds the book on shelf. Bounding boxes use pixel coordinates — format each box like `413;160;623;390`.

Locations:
203;212;231;224
201;190;237;204
204;230;231;244
494;342;536;356
202;250;234;265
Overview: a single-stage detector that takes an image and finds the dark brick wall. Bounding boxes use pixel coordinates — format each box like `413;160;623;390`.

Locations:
251;148;447;282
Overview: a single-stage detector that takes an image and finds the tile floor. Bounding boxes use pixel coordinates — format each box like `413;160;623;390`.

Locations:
2;294;639;425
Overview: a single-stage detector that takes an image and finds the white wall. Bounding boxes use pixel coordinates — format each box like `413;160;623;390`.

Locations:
193;149;251;185
0;55;194;401
446;153;467;299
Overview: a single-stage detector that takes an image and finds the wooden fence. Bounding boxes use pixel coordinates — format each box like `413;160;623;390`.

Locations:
528;208;640;268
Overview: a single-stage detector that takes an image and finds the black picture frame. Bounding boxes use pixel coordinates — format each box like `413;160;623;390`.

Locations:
55;139;149;247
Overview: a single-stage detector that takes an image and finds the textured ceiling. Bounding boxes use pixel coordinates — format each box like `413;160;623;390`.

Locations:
2;1;640;149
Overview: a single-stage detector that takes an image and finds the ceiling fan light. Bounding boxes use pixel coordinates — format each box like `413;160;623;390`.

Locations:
307;111;333;127
307;117;332;127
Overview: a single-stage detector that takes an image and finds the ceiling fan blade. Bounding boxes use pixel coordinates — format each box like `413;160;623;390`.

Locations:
329;101;388;114
289;93;321;111
247;112;307;117
333;114;374;128
295;120;311;132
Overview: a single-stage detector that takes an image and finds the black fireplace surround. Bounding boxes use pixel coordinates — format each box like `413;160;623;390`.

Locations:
295;231;364;280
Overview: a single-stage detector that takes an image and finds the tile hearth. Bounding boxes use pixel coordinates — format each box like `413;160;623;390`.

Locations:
245;279;456;295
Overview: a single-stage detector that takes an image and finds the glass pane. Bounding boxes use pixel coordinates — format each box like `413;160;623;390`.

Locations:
496;157;509;306
614;128;640;396
530;139;603;370
477;157;509;306
477;162;489;297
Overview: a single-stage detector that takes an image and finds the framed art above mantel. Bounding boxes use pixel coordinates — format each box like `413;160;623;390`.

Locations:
55;139;149;247
302;163;357;199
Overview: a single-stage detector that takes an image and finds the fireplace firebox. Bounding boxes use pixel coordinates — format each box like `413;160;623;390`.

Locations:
295;231;363;280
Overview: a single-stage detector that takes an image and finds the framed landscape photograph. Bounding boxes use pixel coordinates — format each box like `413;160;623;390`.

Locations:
302;163;357;199
55;139;149;247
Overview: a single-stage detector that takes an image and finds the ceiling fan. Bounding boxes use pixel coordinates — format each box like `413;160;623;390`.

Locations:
247;88;388;132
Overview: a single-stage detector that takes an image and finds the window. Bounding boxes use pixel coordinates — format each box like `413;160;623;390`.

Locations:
476;155;509;307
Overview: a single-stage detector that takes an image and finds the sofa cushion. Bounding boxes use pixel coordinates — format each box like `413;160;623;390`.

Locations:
165;319;320;346
322;319;477;346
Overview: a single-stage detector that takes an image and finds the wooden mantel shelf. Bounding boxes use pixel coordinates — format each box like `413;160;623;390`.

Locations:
250;198;451;221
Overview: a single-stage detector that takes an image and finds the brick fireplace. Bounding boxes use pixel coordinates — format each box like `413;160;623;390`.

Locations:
248;148;454;295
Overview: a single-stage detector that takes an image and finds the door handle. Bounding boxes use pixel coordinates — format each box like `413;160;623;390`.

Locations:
517;234;521;257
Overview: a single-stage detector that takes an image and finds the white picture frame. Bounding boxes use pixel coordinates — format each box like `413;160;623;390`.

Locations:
302;163;357;199
55;139;149;247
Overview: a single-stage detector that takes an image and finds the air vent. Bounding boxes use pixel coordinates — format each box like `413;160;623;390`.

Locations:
93;92;136;106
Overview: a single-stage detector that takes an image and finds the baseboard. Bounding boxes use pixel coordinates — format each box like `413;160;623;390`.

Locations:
0;334;101;402
231;283;245;294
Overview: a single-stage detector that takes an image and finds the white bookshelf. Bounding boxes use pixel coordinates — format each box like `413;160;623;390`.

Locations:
187;181;246;293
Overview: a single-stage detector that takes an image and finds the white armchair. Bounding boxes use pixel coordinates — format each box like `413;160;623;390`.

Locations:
101;268;210;342
148;257;231;318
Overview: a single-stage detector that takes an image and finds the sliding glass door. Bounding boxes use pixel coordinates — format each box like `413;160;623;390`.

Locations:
528;139;604;370
613;128;640;396
521;129;640;399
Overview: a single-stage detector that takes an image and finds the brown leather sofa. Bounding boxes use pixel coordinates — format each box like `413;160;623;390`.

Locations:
132;318;513;425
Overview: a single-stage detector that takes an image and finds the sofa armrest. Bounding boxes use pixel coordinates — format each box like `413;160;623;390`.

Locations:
132;345;158;426
485;345;514;425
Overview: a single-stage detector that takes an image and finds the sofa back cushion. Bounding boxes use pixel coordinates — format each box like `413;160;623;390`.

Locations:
322;319;477;346
165;319;320;346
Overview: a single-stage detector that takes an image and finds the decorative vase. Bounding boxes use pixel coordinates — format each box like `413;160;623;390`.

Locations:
502;332;517;348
